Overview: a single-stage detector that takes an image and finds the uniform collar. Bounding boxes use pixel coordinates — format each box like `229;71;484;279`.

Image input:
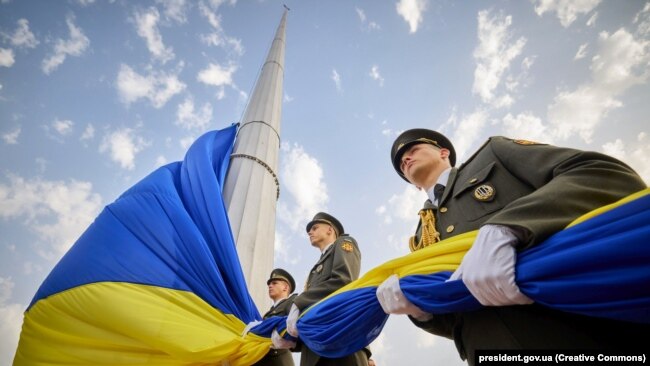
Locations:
272;295;289;308
320;242;334;255
426;167;452;203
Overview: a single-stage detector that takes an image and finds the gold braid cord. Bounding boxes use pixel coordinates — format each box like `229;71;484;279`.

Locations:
409;209;441;252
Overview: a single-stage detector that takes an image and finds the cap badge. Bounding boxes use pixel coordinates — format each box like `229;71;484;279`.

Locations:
474;184;495;201
341;242;353;252
513;139;540;145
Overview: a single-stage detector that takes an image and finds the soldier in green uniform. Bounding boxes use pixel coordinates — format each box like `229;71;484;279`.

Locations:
285;212;369;366
254;268;298;366
376;128;648;365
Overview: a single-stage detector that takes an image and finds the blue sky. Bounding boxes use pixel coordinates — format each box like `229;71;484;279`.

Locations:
1;0;649;364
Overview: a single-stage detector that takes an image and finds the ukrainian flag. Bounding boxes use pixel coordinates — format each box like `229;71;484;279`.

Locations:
15;125;272;365
14;122;650;364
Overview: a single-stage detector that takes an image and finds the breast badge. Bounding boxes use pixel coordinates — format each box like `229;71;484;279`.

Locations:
474;184;495;201
316;264;323;273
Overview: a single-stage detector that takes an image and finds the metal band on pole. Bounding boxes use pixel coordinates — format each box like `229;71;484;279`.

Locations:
230;153;280;200
238;120;281;144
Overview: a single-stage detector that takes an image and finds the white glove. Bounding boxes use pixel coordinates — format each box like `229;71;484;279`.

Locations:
286;303;300;337
449;225;533;306
376;274;432;321
271;329;296;349
241;320;262;337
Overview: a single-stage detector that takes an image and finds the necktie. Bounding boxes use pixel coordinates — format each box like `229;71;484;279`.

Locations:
434;184;445;204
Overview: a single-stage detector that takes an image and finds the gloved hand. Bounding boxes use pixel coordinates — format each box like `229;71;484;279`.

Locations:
241;320;262;337
449;225;533;306
286;303;300;337
271;329;296;349
376;274;432;321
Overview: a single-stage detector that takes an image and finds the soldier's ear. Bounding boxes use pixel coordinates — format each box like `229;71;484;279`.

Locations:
440;148;450;159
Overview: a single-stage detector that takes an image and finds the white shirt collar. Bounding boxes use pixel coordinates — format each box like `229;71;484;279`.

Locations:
272;296;289;307
321;242;334;254
426;167;452;203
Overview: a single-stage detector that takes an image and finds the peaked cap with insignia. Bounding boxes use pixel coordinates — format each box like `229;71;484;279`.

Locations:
391;128;456;182
267;268;296;294
306;212;344;237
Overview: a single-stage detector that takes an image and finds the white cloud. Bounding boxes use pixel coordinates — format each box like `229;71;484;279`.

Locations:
634;3;650;37
80;123;95;141
356;7;380;31
0;277;23;366
155;155;167;167
277;143;329;232
116;64;186;108
274;230;299;266
574;43;588;60
176;97;213;131
198;2;244;56
501;112;552;143
396;0;427;34
42;15;89;74
586;11;598;27
75;0;96;6
602;133;650;184
377;185;425;231
356;7;367;23
134;7;174;63
548;86;621;142
0;175;103;258
179;136;195;150
6;18;39;48
0;48;15;67
158;0;188;23
534;0;601;27
197;62;237;87
442;109;489;162
52;118;74;136
99;128;149;170
2;127;20;144
369;65;385;87
548;28;649;142
331;69;342;92
472;10;527;108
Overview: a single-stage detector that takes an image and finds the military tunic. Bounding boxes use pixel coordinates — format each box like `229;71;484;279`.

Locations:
293;235;368;366
409;137;648;364
254;294;298;366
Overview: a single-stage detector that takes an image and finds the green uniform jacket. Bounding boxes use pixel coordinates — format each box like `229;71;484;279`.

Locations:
253;294;298;366
409;137;648;363
293;235;368;366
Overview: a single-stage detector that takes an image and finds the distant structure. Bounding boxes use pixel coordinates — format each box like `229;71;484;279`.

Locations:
223;10;287;311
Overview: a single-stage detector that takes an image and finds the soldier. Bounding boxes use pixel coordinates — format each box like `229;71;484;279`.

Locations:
284;212;369;366
376;128;648;365
254;268;298;366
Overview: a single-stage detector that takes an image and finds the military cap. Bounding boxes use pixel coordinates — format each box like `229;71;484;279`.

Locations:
306;212;344;237
391;128;456;181
267;268;296;294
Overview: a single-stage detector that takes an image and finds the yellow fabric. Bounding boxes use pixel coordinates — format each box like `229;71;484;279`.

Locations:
15;282;271;366
17;188;648;363
566;187;650;227
301;187;650;318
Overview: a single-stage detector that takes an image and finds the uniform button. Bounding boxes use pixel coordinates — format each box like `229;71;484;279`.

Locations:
446;225;455;233
440;207;448;213
469;178;478;184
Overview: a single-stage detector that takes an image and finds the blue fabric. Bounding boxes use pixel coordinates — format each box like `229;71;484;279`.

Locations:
404;192;650;323
28;125;260;322
260;191;649;358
